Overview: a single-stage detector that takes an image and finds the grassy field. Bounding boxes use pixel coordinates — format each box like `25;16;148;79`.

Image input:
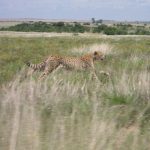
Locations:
0;34;150;150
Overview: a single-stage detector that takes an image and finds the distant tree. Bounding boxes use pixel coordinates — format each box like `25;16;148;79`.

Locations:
93;24;107;33
83;22;90;25
0;21;149;35
91;18;95;24
96;19;103;24
56;22;65;26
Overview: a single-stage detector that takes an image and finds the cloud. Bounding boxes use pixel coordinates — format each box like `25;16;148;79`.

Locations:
1;0;150;11
136;0;150;6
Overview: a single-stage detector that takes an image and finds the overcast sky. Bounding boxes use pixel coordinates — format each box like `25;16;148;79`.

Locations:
0;0;150;21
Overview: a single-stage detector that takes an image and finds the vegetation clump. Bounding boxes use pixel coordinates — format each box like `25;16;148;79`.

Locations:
1;21;150;35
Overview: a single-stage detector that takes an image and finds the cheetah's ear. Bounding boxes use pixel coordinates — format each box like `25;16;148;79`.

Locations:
94;51;98;55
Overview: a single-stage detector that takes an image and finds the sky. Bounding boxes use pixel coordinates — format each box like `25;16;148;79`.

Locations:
0;0;150;21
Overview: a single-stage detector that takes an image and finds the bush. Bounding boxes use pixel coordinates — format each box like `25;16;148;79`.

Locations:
0;21;149;35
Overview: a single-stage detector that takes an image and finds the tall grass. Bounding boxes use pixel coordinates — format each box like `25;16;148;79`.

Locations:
0;66;149;150
0;36;150;150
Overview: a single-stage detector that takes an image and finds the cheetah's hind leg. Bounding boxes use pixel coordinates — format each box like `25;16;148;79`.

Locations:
39;64;62;80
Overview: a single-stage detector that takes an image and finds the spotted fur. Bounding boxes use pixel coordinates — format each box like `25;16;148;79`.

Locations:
26;51;105;80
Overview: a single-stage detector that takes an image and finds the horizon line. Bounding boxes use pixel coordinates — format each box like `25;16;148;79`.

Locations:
0;17;150;22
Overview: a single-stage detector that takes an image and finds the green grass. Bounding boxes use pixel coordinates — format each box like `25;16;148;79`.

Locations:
0;36;104;84
0;35;150;150
0;36;149;84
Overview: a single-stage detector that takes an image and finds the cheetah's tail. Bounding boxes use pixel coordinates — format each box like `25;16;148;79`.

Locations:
25;61;46;70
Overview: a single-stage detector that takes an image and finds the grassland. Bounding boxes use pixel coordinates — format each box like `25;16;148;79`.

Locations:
0;34;150;150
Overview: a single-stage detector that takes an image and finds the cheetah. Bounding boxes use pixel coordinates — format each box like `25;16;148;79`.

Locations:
26;51;108;80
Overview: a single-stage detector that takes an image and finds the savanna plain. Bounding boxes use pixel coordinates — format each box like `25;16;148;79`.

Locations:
0;34;150;150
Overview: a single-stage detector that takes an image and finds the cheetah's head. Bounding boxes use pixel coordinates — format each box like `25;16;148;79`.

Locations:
93;51;105;61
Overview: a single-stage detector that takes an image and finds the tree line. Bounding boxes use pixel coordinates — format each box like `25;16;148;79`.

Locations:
0;21;150;35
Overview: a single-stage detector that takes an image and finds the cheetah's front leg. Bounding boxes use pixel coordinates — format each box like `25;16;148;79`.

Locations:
99;71;110;76
90;69;100;81
89;62;100;81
